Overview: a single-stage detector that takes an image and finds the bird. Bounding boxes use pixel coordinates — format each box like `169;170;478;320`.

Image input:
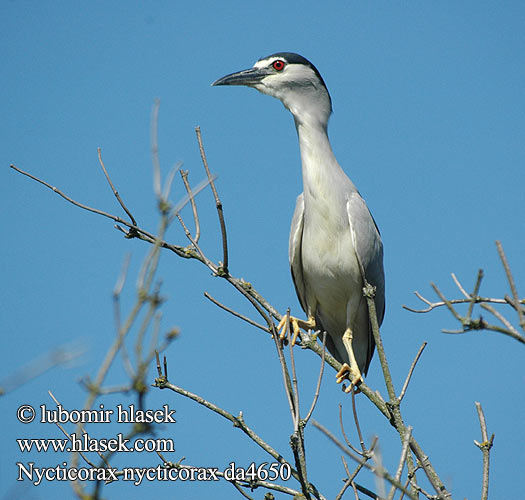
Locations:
212;52;385;388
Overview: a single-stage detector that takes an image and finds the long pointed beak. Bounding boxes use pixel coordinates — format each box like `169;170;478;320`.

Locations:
212;67;269;87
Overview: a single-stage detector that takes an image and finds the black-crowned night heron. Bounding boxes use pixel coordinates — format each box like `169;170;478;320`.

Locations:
213;52;385;388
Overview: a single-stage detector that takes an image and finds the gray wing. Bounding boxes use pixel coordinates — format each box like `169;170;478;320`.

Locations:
347;194;386;374
289;193;308;313
346;193;385;324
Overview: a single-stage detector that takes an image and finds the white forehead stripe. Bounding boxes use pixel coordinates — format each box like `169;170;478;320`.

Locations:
253;56;285;69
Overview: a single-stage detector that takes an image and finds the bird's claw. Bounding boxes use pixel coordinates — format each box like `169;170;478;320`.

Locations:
336;363;363;393
277;314;300;345
277;314;316;345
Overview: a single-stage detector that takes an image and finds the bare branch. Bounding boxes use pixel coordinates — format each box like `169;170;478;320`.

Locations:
288;325;301;430
430;282;464;323
480;303;520;335
442;317;525;345
48;391;98;469
170;173;218;219
403;293;521;314
11;116;461;500
409;439;451;499
195;126;228;274
271;318;297;420
404;247;524;348
387;426;413;500
338;404;365;457
154;372;327;498
175;211;208;262
98;148;137;226
285;323;313;499
231;481;256;500
398;342;427;403
312;420;419;500
336;453;375;500
350;387;367;454
157;453;303;498
466;270;484;321
304;332;327;424
474;402;494;500
451;272;470;299
203;291;270;333
180;169;201;243
496;240;525;332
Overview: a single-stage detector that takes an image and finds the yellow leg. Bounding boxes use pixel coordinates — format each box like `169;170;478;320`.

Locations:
335;327;363;391
277;313;316;345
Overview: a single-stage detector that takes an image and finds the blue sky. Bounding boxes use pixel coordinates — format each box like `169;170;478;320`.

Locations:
2;1;524;499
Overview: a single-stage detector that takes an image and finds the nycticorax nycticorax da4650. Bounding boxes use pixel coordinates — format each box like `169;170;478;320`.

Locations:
213;52;385;388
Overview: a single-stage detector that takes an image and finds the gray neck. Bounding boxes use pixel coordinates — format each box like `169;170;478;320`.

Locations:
294;118;356;203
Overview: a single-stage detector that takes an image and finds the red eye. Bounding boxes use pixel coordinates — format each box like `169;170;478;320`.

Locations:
272;60;285;71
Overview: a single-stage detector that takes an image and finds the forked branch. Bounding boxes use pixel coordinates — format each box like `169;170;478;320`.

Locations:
403;245;525;345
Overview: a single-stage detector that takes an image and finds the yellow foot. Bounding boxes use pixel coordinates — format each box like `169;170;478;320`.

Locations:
277;314;316;345
336;363;363;392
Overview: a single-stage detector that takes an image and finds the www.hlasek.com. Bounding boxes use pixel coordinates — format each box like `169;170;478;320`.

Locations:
18;462;292;486
16;403;292;486
17;403;177;454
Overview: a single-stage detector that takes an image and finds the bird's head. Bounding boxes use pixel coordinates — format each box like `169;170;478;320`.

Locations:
212;52;332;128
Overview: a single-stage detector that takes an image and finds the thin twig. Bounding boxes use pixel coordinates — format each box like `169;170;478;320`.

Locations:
451;273;470;299
480;303;520;335
430;282;464;323
157;453;303;498
175;212;208;262
97;148;137;226
47;391;97;468
195;126;228;273
12;125;455;500
231;482;255;500
350;481;360;500
336;457;354;500
474;402;494;500
170;174;218;219
398;342;427;403
203;292;270;333
271;316;297;420
154;375;327;498
442;318;525;345
338;405;366;457
350;385;367;454
9;164;192;259
304;332;327;424
180;169;201;243
228;278;274;331
289;322;301;430
387;426;413;500
466;270;484;321
336;456;372;500
312;420;418;500
286;322;312;500
496;240;525;331
335;463;353;500
10;164;137;230
409;439;450;499
398;477;411;500
403;294;523;313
